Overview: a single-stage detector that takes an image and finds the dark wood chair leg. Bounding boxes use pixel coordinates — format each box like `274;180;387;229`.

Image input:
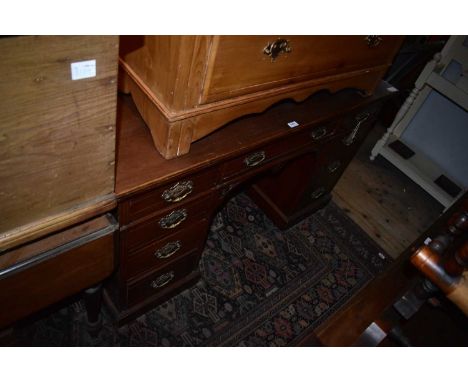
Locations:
83;284;103;337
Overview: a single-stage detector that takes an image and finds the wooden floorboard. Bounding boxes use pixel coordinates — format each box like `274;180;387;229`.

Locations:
332;123;444;258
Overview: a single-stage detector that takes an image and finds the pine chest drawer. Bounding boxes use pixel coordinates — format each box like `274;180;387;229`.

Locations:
200;36;404;103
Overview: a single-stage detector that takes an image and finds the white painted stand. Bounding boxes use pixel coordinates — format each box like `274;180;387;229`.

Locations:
370;36;468;209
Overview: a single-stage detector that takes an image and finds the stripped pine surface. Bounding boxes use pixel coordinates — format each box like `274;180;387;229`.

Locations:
0;36;119;251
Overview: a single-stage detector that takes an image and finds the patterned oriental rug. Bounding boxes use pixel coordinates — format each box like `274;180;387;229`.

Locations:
11;193;391;346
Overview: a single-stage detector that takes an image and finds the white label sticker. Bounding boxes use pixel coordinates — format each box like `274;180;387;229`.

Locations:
287;121;299;128
71;59;96;80
387;86;398;92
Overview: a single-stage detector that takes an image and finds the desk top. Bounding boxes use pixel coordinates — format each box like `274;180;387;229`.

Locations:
116;81;395;198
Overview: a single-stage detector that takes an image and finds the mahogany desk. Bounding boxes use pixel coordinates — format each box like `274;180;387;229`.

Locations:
105;81;396;323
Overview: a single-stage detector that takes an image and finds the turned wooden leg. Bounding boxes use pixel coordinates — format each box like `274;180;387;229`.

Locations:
83;284;103;336
411;212;468;316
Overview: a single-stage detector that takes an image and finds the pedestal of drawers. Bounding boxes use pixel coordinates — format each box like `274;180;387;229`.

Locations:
248;101;383;228
106;175;222;323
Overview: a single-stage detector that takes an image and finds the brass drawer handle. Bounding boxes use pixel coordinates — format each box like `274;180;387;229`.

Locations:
263;38;292;61
327;160;342;173
154;240;182;259
365;35;383;48
356;111;371;123
159;209;188;229
311;187;326;199
310;127;329;140
244;151;266;167
150;271;175;289
342;112;371;146
162;180;194;203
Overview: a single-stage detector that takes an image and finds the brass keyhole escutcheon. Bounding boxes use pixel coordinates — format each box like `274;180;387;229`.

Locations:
263;39;292;61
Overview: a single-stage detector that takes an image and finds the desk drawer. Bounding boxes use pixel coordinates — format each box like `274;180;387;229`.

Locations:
127;250;200;306
121;193;216;253
124;218;210;280
201;36;403;103
120;166;218;225
221;123;337;181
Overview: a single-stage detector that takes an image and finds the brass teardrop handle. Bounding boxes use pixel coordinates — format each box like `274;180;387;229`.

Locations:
159;209;188;229
244;151;266;167
161;180;194;203
311;186;326;199
154;240;182;259
311;126;328;140
342;112;370;146
150;271;175;289
365;35;383;48
263;39;292;61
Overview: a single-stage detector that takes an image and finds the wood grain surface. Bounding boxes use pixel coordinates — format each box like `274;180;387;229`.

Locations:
202;36;404;103
0;36;119;250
